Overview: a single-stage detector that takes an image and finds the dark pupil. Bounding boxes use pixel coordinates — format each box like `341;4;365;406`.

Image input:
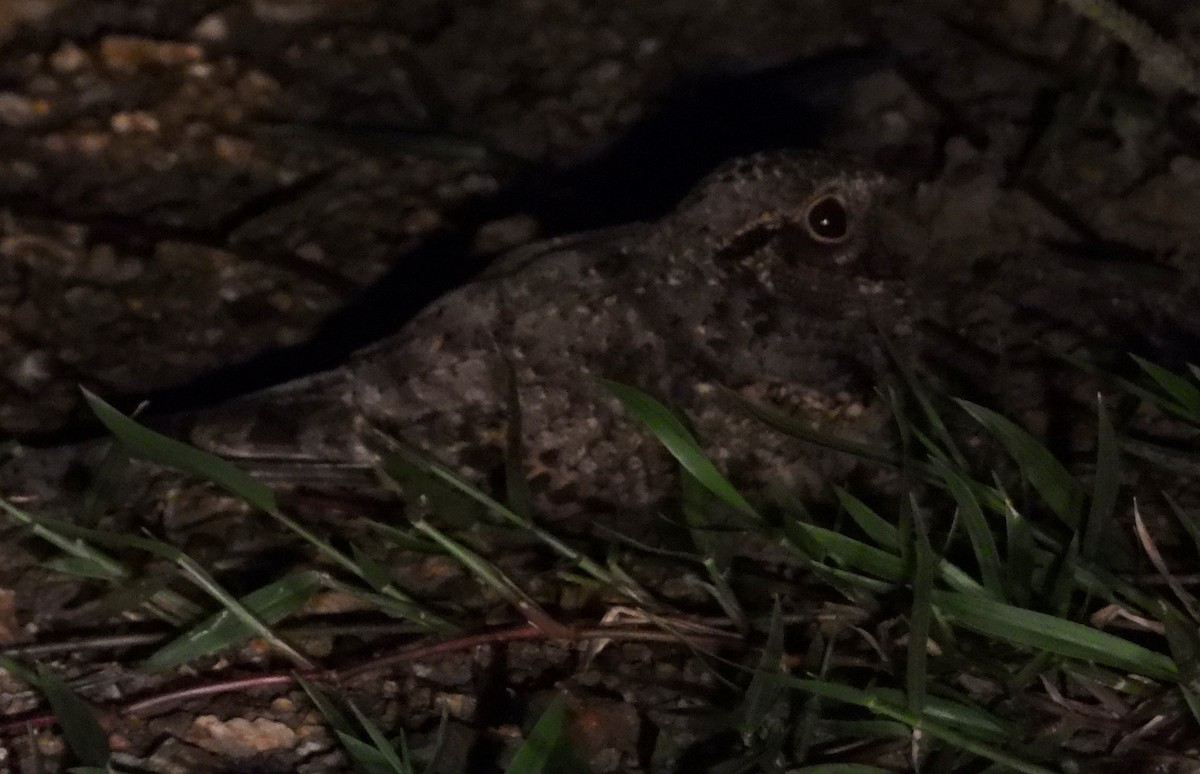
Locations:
807;197;848;240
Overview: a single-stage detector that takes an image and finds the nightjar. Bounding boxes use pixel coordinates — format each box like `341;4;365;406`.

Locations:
189;151;908;525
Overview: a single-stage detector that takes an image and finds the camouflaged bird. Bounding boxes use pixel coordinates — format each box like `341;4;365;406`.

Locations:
188;151;911;525
6;150;1193;528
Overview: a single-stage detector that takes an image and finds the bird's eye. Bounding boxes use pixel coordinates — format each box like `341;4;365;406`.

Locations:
804;194;850;243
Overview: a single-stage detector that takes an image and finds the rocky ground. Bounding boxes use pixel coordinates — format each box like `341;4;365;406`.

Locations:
0;0;1200;771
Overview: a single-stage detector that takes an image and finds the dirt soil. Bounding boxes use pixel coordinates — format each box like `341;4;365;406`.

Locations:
1;0;1200;771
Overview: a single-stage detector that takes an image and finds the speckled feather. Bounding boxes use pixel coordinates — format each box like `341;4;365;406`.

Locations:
191;151;908;523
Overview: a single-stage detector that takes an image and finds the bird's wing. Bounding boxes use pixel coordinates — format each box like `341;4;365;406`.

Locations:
186;367;374;485
186;224;648;487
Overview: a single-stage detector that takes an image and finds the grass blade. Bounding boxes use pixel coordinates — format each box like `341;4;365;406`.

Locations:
82;388;277;513
780;677;1055;773
50;526;317;670
937;465;1004;600
1131;355;1200;419
34;666;110;768
0;498;127;581
1181;685;1200;728
799;523;905;580
682;472;747;632
504;362;535;521
145;571;322;670
377;443;651;606
1084;396;1121;564
1064;353;1199;423
956;400;1082;526
1164;492;1200;557
601;380;757;520
723;387;903;468
505;693;580;774
168;548;316;670
1157;599;1200;681
778;498;828;562
349;700;411;773
0;657;111;768
297;676;354;735
835;488;900;551
883;336;968;469
1043;533;1081;617
907;498;935;715
338;733;402;774
299;678;406;774
413;518;565;637
738;598;786;737
998;481;1036;608
933;591;1178;680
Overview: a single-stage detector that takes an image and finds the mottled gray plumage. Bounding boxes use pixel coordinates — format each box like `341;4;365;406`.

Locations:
191;151;910;522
